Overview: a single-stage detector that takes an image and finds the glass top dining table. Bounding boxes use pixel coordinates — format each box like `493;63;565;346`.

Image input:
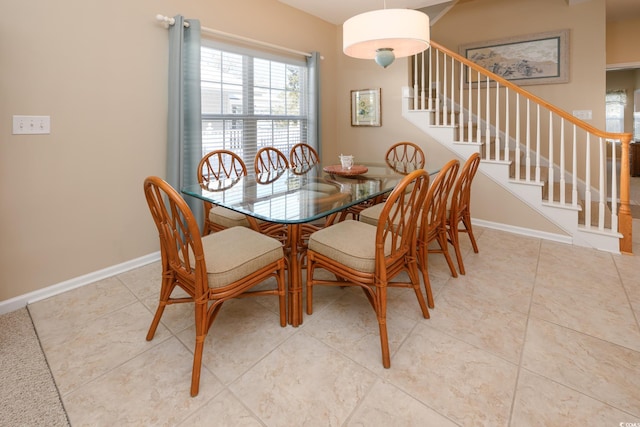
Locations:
182;162;434;326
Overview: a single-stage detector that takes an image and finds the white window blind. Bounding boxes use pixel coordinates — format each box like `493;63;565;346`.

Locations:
606;90;626;134
200;40;310;172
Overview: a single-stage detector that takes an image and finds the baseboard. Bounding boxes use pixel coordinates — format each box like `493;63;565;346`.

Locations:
0;252;161;315
472;218;573;245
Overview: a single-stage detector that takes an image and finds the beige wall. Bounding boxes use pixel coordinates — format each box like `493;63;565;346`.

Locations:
0;0;336;301
0;0;620;303
607;17;640;66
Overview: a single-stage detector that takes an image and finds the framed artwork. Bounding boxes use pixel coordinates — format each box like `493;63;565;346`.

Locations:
459;29;569;86
351;88;381;126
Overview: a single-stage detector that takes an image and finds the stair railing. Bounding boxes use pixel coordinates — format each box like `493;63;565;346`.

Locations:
410;41;633;253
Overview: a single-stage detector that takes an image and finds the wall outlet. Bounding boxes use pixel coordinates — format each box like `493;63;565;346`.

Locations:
12;115;50;134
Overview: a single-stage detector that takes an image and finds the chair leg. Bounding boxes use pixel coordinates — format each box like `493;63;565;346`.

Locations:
277;262;287;327
376;287;391;369
306;255;315;315
448;222;466;276
146;274;175;341
418;244;435;309
190;300;208;397
462;213;479;253
408;261;430;319
437;230;458;278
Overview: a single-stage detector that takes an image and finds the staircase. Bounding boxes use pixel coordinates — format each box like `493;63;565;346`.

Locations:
404;41;633;254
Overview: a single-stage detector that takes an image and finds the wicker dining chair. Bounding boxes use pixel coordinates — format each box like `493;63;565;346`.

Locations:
254;147;289;174
143;176;286;397
416;158;460;305
305;169;430;368
359;158;460;308
447;153;481;275
289;143;320;169
385;141;426;173
338;142;426;222
198;150;251;235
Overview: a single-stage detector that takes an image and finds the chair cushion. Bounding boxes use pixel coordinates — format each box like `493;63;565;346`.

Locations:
308;220;390;273
302;182;339;194
209;206;250;228
359;203;384;226
201;227;283;288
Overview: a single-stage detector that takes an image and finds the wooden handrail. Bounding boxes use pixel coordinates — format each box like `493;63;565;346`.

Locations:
418;41;633;253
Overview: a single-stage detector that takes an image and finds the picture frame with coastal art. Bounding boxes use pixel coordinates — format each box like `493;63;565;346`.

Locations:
459;29;569;86
351;88;381;126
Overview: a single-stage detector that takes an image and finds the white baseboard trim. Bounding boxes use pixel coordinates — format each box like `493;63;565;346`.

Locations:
473;218;573;245
0;252;161;315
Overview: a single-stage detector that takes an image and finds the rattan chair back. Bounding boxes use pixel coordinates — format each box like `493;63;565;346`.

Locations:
254;147;289;174
448;153;481;274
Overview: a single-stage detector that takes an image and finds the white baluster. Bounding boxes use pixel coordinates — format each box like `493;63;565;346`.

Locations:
610;138;619;231
459;63;464;138
435;51;440;125
421;52;426;110
584;132;591;227
598;136;605;230
559;120;566;205
442;53;448;125
428;49;433;110
450;56;456;125
485;75;491;152
535;105;541;183
476;70;481;143
572;126;578;207
525;100;531;182
515;94;521;180
548;112;554;203
495;82;501;161
467;65;473;143
504;89;510;162
413;55;418;110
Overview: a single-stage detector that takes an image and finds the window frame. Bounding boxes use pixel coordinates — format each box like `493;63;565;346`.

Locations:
200;39;312;172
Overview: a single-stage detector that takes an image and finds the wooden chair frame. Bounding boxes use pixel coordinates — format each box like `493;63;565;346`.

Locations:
197;150;248;235
306;169;430;368
447;153;481;274
385;141;426;172
417;159;460;308
289;143;320;169
254;147;289;174
143;176;286;397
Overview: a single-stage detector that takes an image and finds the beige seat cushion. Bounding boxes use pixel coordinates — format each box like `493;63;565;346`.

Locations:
209;206;251;228
308;220;391;273
359;203;384;226
201;226;283;288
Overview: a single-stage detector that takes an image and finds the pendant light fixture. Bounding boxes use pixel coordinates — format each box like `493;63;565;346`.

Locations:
342;1;430;68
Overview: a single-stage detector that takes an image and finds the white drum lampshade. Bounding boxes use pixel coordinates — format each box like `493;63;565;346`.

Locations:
343;9;430;68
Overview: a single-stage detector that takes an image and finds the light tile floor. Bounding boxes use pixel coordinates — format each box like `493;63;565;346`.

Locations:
29;222;640;426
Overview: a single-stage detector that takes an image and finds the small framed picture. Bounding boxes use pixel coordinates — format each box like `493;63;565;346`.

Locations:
351;88;381;126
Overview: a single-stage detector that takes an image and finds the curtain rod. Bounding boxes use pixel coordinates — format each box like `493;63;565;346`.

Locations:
156;14;313;58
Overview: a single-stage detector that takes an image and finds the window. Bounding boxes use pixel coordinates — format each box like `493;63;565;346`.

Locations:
605;90;626;134
200;41;312;172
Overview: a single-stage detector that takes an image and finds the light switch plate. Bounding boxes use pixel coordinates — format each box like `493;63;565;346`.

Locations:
572;110;592;120
12;115;50;134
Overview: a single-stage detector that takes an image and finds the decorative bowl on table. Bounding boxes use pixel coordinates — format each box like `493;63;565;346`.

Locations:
322;164;369;176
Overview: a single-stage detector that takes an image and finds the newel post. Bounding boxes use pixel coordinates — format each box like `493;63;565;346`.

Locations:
619;133;633;254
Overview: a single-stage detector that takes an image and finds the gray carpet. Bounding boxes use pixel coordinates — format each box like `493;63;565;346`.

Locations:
0;307;70;426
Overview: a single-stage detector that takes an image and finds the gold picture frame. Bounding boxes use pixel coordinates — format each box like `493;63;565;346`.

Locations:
351;88;381;126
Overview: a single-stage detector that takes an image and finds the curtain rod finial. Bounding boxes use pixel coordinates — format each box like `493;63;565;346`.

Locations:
156;14;175;27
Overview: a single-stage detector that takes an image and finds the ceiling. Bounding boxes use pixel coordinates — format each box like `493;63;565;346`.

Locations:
277;0;640;25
